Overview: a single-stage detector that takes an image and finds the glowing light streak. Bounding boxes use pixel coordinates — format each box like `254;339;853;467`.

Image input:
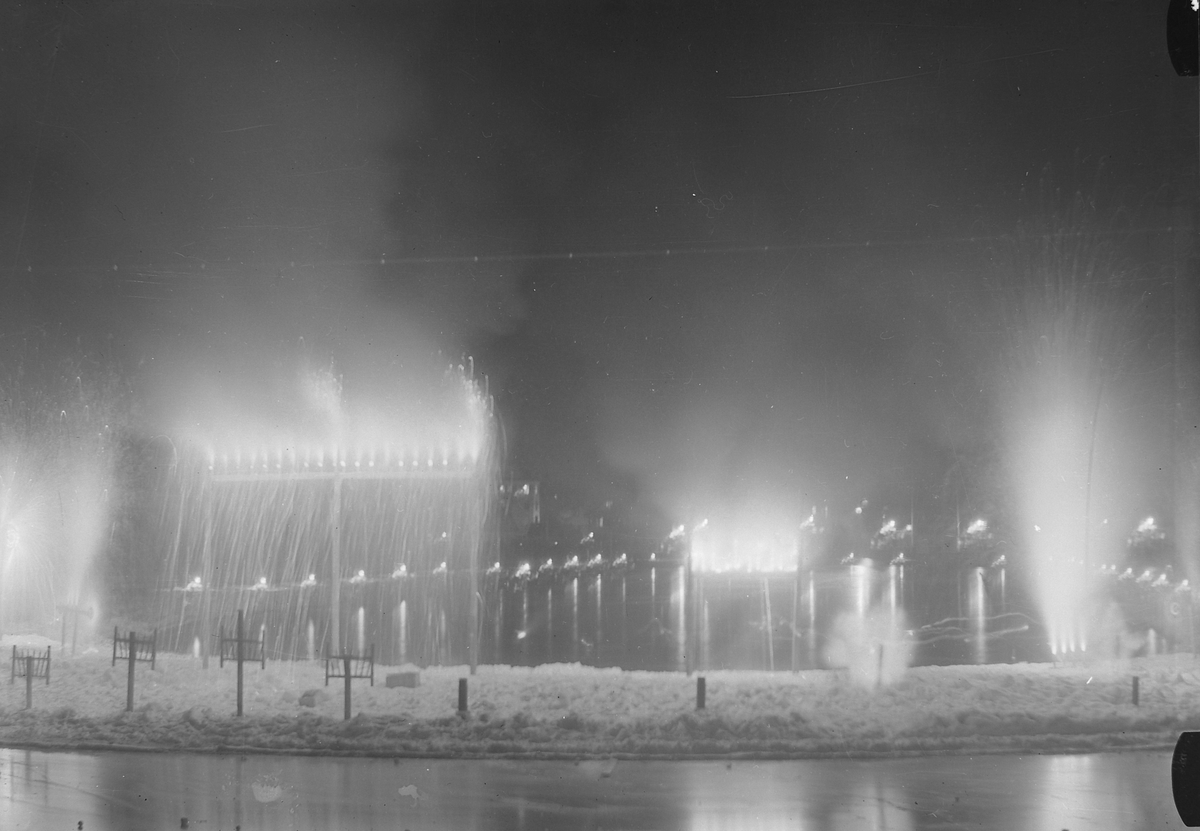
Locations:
850;561;872;618
356;607;365;654
398;600;407;665
969;567;987;663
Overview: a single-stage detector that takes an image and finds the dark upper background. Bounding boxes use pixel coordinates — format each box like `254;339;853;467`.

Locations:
0;1;1192;556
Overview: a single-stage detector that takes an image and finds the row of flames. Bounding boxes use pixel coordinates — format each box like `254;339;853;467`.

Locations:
200;443;485;473
175;554;637;593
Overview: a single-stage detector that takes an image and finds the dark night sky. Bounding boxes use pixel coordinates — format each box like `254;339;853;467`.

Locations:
0;1;1192;554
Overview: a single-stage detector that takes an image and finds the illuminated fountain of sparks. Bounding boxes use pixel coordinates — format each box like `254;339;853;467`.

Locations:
688;517;799;575
683;509;910;674
157;360;498;669
1011;413;1096;658
0;345;118;641
983;196;1149;662
683;516;803;670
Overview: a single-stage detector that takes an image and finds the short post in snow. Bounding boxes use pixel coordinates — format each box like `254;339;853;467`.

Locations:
219;609;265;715
458;677;468;713
1132;675;1140;706
236;610;245;717
323;644;373;720
113;628;154;711
11;645;51;708
127;631;137;712
696;676;706;710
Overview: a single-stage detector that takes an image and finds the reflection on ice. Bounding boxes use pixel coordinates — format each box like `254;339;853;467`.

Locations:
1031;753;1161;831
685;766;915;831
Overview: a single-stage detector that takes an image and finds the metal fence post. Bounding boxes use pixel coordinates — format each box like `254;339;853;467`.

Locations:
236;610;245;717
127;631;136;712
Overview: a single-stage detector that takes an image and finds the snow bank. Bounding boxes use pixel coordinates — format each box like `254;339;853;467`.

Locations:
1;640;1197;759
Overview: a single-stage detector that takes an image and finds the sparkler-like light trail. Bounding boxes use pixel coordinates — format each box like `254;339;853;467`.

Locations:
991;200;1150;661
158;362;498;670
0;343;118;639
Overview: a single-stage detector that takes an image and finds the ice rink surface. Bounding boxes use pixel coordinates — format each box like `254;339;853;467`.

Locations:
0;747;1183;830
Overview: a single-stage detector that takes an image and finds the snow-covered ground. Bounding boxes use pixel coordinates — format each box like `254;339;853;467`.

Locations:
1;634;1197;759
